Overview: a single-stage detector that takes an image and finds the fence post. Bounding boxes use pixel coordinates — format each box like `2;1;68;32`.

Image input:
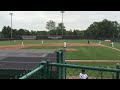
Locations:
56;51;60;63
50;61;52;79
41;61;47;79
46;61;49;79
56;50;61;79
65;62;66;79
63;50;65;79
116;63;120;79
59;50;62;79
59;50;65;79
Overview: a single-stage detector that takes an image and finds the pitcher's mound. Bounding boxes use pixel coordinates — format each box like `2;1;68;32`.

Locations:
64;48;77;51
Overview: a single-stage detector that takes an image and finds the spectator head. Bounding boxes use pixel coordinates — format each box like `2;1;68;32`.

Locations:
81;69;86;74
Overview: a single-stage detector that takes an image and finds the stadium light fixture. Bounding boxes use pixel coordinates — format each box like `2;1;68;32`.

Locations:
9;13;13;40
61;11;65;36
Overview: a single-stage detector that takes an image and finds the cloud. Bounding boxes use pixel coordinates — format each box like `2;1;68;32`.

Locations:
0;11;120;31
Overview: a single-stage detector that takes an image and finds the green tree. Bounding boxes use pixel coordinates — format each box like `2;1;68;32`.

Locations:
24;29;30;35
30;30;37;35
65;29;73;35
18;29;26;35
86;19;120;39
56;23;66;35
1;26;11;38
12;29;18;38
46;20;56;35
36;31;48;35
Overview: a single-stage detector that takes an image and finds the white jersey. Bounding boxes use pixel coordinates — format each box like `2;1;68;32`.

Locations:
99;41;101;45
111;42;114;47
111;42;113;45
21;42;24;46
64;42;67;47
79;73;88;79
41;41;43;44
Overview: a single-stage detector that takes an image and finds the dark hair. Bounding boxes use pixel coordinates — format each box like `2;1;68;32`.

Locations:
82;69;85;73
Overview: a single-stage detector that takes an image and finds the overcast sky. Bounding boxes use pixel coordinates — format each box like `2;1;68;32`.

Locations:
0;11;120;31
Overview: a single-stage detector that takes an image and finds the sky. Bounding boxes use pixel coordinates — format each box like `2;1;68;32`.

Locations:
0;11;120;31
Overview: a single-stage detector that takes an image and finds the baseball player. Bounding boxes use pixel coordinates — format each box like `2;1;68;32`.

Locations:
111;42;114;48
41;40;44;44
88;40;90;44
99;40;101;45
21;42;24;47
64;41;67;48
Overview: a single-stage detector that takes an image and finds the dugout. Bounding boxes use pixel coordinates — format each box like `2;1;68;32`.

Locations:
0;49;57;79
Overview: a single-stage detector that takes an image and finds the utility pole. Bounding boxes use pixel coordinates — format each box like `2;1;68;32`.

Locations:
61;11;65;36
9;13;13;40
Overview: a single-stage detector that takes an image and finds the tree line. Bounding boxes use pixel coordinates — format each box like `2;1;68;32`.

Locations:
1;19;120;39
85;19;120;39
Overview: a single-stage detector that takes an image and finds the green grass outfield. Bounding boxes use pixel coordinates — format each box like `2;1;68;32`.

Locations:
23;45;120;68
23;46;120;60
0;40;98;45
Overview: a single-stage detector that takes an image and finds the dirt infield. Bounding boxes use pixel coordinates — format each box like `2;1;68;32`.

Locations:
0;45;23;49
26;43;101;46
0;43;101;49
64;48;77;51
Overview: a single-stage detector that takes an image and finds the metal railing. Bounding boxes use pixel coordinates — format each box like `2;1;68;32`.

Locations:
17;50;120;79
19;65;44;79
18;61;120;79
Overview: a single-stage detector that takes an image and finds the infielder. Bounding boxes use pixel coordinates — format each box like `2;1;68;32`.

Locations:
88;40;90;44
41;40;44;44
99;41;101;45
64;41;67;48
111;42;114;48
21;42;24;47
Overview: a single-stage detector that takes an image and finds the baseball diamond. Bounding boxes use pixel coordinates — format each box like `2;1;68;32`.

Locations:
0;39;120;79
1;11;120;79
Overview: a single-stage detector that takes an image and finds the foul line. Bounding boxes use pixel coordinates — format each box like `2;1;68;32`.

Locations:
100;44;120;51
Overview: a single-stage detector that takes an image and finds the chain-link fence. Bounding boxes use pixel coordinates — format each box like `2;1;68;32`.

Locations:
17;50;120;79
49;62;120;79
18;61;120;79
65;67;115;79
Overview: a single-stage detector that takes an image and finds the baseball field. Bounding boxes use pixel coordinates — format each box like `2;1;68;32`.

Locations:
0;39;120;68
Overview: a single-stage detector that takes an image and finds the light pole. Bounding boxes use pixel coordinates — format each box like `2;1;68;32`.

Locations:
9;13;13;40
61;11;64;36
